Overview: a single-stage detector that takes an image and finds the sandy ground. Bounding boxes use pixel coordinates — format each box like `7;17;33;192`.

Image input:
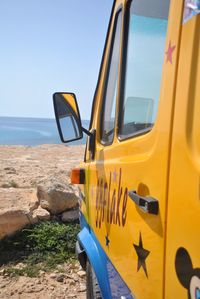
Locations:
0;144;85;189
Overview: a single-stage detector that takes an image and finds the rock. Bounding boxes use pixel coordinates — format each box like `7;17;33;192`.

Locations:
79;283;86;292
0;188;39;240
14;263;25;270
32;285;44;292
56;274;65;283
37;181;79;215
61;209;79;223
69;280;76;286
67;294;76;298
77;270;86;278
0;269;5;276
39;270;45;277
49;273;57;279
32;207;50;221
70;274;79;282
0;208;30;240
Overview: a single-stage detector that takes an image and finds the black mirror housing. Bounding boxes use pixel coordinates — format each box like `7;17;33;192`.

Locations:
53;92;83;143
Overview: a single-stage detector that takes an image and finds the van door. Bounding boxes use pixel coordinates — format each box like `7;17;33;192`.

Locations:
165;10;200;299
87;0;183;298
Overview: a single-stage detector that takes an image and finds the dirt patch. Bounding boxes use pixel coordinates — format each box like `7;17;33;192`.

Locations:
0;262;86;299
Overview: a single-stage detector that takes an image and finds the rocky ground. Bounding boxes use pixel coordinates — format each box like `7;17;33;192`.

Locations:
0;262;86;299
0;144;85;238
0;144;86;299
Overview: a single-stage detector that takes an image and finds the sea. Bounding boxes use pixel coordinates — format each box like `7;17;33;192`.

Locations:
0;117;89;146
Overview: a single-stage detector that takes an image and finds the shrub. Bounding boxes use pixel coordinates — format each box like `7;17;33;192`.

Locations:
0;221;80;277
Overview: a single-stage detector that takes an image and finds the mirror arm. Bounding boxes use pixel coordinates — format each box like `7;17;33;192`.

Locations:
81;127;96;160
81;127;93;137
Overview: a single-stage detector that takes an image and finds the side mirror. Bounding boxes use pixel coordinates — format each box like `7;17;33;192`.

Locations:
53;92;83;143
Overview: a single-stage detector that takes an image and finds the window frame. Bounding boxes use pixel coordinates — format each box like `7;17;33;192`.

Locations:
100;6;123;146
118;0;168;141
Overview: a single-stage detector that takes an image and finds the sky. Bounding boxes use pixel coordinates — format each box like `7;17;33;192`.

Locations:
0;1;113;120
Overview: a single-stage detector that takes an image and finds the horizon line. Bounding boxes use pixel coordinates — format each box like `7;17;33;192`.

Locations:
0;115;90;121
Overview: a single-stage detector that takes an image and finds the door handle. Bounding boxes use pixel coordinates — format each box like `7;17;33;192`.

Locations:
128;190;159;215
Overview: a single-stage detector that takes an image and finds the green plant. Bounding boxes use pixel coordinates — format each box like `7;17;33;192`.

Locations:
5;264;40;278
0;221;80;277
1;180;19;188
9;180;19;188
25;221;78;253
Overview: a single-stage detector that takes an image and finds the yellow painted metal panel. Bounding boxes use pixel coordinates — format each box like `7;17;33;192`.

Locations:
165;15;200;299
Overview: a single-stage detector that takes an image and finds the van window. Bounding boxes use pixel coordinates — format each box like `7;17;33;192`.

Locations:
119;0;170;139
101;9;122;144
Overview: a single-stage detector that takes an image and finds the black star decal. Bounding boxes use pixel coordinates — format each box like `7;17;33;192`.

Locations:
105;234;110;248
133;232;150;278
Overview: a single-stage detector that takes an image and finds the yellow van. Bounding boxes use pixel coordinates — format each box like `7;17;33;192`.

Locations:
53;0;200;298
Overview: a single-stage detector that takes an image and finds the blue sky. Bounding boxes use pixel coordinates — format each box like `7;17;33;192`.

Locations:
0;1;113;120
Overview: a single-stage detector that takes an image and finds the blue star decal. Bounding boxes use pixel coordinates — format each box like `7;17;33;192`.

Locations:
105;234;110;248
